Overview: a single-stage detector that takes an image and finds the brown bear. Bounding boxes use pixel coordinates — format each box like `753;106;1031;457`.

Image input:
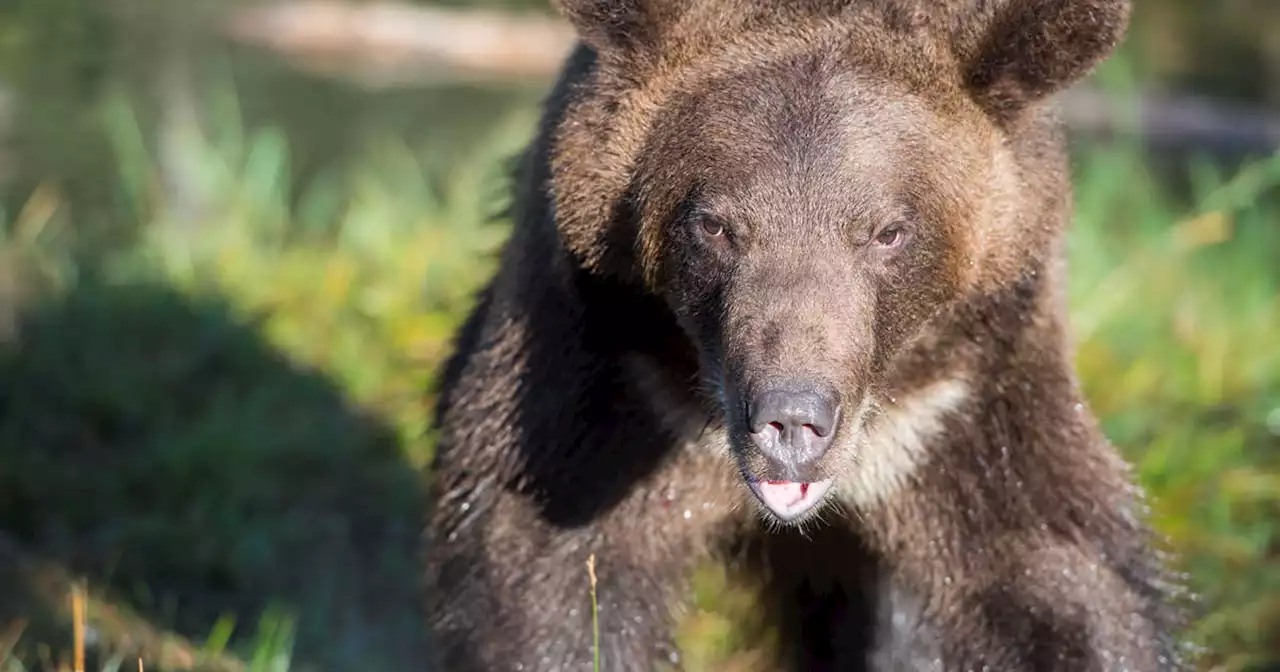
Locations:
422;0;1190;670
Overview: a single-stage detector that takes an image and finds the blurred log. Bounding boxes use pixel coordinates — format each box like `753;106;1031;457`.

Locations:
224;1;1280;155
1060;86;1280;157
224;1;575;88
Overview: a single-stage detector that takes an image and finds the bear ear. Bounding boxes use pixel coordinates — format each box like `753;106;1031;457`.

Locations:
953;0;1132;123
550;0;675;53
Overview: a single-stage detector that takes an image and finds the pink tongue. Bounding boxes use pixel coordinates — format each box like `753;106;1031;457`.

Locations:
762;481;803;501
759;480;812;508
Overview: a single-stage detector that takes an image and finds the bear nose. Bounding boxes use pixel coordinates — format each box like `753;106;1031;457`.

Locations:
747;386;841;469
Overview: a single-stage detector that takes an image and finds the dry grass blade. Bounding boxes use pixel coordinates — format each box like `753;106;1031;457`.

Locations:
72;583;85;672
587;554;599;672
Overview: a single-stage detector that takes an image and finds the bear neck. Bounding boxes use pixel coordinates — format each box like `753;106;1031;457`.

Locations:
839;256;1156;600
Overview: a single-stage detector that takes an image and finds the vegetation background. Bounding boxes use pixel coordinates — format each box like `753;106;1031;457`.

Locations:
0;1;1276;670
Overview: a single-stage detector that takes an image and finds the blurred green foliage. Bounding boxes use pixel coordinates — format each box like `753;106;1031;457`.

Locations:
0;1;1277;671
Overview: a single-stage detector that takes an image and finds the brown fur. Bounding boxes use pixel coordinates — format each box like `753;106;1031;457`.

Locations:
423;1;1190;670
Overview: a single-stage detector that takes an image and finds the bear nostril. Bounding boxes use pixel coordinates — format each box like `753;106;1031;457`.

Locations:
748;385;841;461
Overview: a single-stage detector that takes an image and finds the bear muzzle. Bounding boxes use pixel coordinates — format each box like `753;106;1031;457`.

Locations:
740;383;842;521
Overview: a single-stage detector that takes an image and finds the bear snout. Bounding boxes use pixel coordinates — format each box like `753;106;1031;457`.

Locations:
746;384;842;478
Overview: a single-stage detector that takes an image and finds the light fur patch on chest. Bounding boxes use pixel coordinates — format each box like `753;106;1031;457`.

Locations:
838;374;972;510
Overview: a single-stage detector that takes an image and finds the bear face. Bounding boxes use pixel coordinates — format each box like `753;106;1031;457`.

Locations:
637;51;1000;523
547;0;1131;524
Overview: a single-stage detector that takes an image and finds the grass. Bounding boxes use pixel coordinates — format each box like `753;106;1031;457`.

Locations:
0;65;1277;671
1072;147;1279;670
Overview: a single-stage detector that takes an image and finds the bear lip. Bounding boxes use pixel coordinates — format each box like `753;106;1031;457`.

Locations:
750;479;833;521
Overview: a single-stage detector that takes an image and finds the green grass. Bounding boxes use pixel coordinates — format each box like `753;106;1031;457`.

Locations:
1068;145;1280;671
0;70;1276;671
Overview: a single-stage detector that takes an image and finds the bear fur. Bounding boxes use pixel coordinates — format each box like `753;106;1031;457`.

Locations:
422;1;1190;670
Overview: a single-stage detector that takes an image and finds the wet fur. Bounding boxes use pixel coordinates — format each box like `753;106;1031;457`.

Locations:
423;1;1191;670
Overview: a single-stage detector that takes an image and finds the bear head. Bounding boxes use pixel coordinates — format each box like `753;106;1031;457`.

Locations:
547;0;1131;524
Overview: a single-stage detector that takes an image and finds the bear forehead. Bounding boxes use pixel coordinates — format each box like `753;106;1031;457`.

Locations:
660;62;947;178
622;3;962;96
634;54;994;230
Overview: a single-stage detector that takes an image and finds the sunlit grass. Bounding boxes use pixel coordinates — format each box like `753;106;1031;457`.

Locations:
1;80;535;670
1067;144;1280;672
0;71;1276;671
98;81;534;471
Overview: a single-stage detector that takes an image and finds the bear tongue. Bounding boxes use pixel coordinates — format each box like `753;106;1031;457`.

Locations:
755;480;832;520
764;480;809;498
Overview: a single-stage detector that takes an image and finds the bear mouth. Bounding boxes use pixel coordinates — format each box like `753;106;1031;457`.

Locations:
747;478;834;522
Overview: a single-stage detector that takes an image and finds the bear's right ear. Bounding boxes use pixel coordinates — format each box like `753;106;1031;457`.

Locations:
551;0;674;53
953;0;1133;124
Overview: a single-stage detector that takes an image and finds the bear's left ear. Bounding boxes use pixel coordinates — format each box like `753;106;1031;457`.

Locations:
550;0;679;54
952;0;1132;123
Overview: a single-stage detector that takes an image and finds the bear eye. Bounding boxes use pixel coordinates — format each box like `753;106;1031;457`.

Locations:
698;216;726;238
873;225;905;248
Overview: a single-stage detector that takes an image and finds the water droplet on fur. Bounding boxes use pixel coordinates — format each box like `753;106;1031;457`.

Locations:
683;509;692;519
460;502;470;512
516;665;524;671
447;532;458;542
1074;402;1084;414
634;615;643;624
943;575;953;585
669;651;680;664
1000;445;1009;459
665;488;676;501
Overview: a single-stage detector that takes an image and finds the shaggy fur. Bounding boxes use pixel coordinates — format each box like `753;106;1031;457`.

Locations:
422;1;1191;670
